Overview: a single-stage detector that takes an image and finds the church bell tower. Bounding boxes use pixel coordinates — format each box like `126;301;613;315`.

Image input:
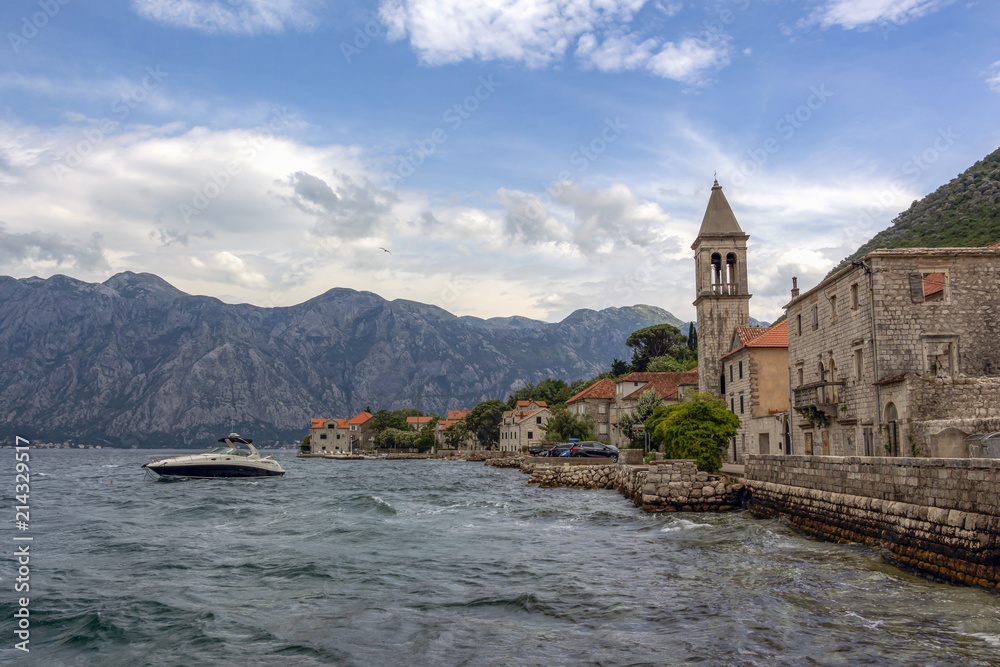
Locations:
693;180;751;398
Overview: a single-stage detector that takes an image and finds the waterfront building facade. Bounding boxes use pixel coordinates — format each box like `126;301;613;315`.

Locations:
609;372;699;448
785;247;1000;458
720;321;790;462
499;400;550;452
566;378;615;443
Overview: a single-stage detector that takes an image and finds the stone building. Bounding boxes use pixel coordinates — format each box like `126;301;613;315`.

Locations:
720;321;790;462
785;247;1000;458
609;372;699;448
566;378;615;443
305;418;349;453
499;400;551;452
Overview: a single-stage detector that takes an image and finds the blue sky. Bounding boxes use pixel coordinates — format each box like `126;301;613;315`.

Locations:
1;0;998;323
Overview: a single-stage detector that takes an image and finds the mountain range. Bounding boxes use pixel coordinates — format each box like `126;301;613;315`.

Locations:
0;272;686;447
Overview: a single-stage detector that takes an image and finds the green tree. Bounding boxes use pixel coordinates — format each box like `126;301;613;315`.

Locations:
543;406;593;442
415;416;439;451
506;377;590;408
687;323;697;352
645;392;740;473
627;324;687;363
610;358;632;376
618;389;661;448
374;427;419;450
466;400;507;450
370;409;409;433
443;421;470;449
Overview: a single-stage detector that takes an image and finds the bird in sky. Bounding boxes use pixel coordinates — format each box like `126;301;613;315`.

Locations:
379;247;391;254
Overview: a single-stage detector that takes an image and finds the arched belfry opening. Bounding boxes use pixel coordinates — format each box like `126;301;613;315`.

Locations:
726;252;737;295
711;253;723;293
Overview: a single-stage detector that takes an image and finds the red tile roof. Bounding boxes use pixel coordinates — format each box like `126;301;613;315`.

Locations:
312;418;347;429
988;241;1000;248
566;378;616;403
620;371;699;401
348;411;373;425
922;273;945;298
516;400;547;407
721;320;788;360
406;416;435;425
446;410;472;421
734;325;769;345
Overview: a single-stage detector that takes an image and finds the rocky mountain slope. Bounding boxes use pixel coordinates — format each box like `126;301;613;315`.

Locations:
0;272;685;447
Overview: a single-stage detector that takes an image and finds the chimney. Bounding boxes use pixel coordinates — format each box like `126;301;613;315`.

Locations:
791;276;799;299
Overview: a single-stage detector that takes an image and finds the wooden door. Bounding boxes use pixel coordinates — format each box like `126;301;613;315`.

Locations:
804;432;813;456
759;433;770;455
821;430;830;456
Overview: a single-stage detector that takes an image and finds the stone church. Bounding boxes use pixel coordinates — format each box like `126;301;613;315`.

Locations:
692;180;789;463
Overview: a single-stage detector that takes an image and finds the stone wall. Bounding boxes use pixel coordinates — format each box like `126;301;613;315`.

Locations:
745;455;1000;591
523;459;744;513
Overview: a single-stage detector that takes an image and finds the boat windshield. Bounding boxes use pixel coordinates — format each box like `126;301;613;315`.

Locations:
208;446;251;456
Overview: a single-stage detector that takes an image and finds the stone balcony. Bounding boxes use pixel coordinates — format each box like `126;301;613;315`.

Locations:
793;381;845;410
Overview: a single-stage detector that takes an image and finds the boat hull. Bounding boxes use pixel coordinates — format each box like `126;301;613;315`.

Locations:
145;463;285;478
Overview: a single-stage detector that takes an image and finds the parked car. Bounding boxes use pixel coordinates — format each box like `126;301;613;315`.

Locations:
528;445;549;456
567;441;619;462
542;443;574;458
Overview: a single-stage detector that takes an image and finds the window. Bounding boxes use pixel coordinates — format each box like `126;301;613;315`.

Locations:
854;348;863;381
796;314;802;336
730;398;735;412
863;427;874;456
739;395;744;414
527;431;533;440
599;404;607;414
320;434;327;439
910;272;947;303
797;366;804;386
599;424;608;435
738;361;743;379
811;305;819;330
536;416;542;424
850;283;859;310
730;365;734;382
829;295;837;322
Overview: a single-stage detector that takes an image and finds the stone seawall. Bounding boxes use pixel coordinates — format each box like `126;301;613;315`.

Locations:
745;455;1000;591
523;459;744;512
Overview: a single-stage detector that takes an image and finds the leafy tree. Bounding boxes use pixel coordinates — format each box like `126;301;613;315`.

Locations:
647;355;687;373
374;427;419;450
506;377;590;408
370;409;409;433
627;324;687;362
618;389;661;448
443;421;470;449
543;406;593;442
465;400;507;450
645;392;740;473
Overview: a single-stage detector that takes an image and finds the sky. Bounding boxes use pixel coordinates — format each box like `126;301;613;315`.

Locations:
0;0;998;324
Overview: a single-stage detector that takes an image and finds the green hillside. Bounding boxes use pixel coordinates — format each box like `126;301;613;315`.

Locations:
830;146;1000;276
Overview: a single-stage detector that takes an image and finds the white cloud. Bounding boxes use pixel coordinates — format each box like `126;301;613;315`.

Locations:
646;36;731;83
131;0;317;34
805;0;952;29
574;28;730;83
987;61;1000;93
380;0;646;67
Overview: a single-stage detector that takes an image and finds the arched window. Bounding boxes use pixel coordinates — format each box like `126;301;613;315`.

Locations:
711;253;722;294
726;253;737;295
818;361;826;403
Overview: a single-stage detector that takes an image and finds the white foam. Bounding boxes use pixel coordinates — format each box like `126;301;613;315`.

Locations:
970;633;1000;647
661;519;712;533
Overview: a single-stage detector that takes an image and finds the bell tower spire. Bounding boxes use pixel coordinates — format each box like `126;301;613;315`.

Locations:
692;180;751;398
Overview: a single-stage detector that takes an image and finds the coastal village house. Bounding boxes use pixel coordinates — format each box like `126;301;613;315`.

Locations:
305;411;373;454
566;378;615;443
434;409;477;449
609;372;699;448
785;247;1000;458
499;400;550;452
721;321;790;462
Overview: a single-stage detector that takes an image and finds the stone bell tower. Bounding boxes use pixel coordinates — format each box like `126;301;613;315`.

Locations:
692;180;751;398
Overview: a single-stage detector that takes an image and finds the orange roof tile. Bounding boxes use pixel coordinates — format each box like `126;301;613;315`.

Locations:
721;320;788;360
620;371;699;401
566;378;616;403
734;325;769;345
347;411;373;425
310;418;327;429
406;416;434;425
516;400;547;408
922;273;944;298
446;410;472;421
988;241;1000;248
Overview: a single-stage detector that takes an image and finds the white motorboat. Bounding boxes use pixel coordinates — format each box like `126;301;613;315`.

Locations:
142;434;286;479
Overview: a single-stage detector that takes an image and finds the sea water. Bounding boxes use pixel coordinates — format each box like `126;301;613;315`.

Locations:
1;449;998;666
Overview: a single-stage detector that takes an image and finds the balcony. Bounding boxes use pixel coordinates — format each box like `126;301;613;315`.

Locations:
793;380;845;410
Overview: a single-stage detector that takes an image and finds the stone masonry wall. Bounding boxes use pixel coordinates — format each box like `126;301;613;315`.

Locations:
745;455;1000;591
524;459;744;513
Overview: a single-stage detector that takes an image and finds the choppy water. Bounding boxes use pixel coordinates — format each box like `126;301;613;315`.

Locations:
1;449;999;666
